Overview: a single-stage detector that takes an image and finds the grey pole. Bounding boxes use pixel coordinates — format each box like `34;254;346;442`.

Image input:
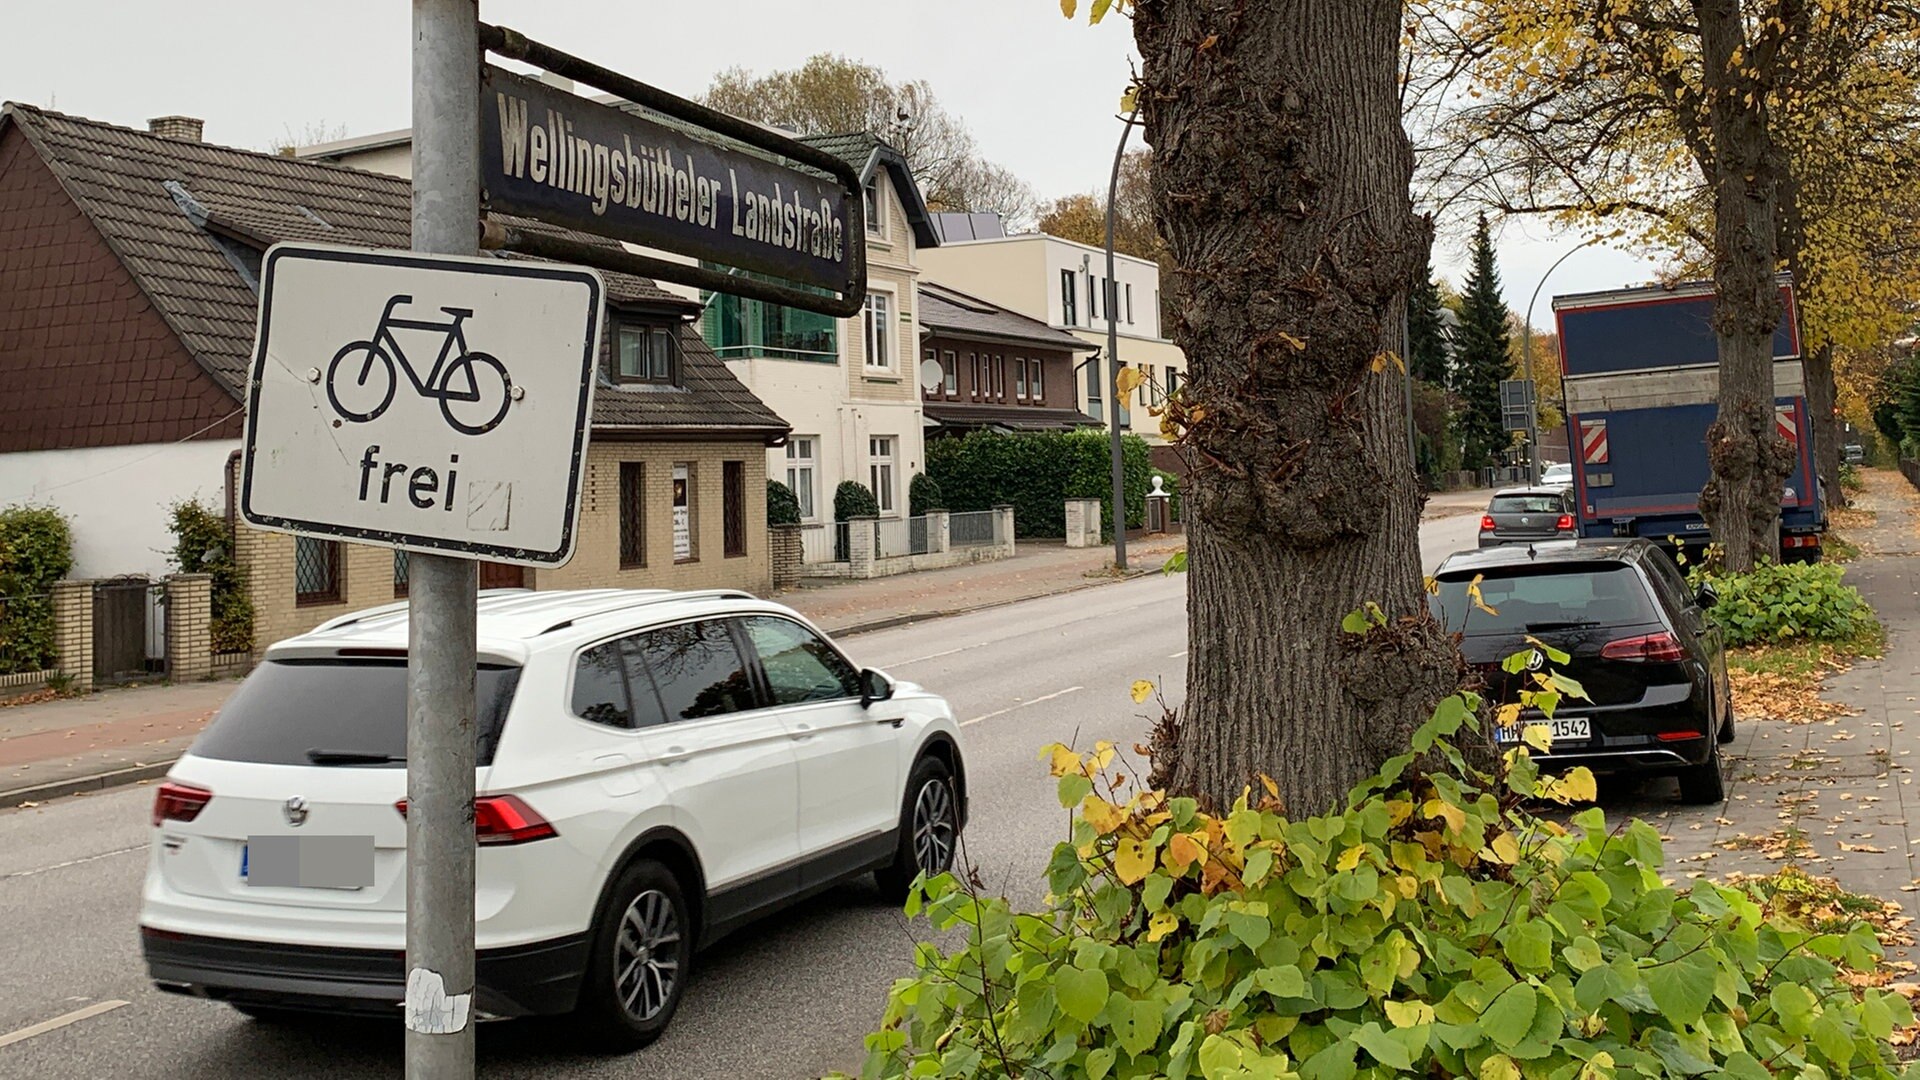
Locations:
1105;105;1140;570
1523;239;1597;487
407;1;480;1076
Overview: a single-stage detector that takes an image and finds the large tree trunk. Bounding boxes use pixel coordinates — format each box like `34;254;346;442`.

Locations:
1695;0;1794;571
1775;160;1842;509
1806;341;1840;504
1135;0;1459;813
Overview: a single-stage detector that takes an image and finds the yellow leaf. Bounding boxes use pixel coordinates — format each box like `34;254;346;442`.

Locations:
1578;1051;1615;1079
1082;794;1128;835
1523;723;1552;752
1467;574;1498;616
1396;873;1420;899
1130;679;1155;705
1495;703;1523;729
1044;743;1079;777
1116;367;1147;397
1558;768;1598;803
1337;845;1366;872
1385;999;1435;1029
1487;830;1522;864
1091;740;1117;771
1147;910;1180;942
1371;350;1407;374
1259;774;1279;799
1481;1054;1522;1080
1119;84;1138;113
1423;798;1467;836
1166;831;1206;874
1059;0;1076;17
1423;575;1440;596
1115;837;1155;885
1274;331;1306;351
1386;798;1413;827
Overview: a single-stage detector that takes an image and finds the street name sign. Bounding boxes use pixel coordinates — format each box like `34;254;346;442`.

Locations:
240;243;603;567
481;64;856;296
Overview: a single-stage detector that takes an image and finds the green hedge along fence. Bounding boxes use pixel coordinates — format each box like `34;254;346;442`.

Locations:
926;430;1152;539
0;505;73;675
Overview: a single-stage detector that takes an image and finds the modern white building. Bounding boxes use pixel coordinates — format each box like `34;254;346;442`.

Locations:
916;230;1185;441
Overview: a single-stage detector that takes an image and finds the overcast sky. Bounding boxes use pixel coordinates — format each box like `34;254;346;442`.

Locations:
2;0;1663;326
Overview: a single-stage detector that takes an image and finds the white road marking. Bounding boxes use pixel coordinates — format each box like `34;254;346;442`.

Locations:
892;641;993;667
962;686;1084;727
0;1000;129;1049
0;844;144;882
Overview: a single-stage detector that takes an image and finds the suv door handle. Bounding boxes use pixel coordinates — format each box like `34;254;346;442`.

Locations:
875;716;904;729
659;746;691;765
790;723;815;741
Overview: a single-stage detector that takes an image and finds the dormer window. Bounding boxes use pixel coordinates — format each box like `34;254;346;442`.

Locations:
864;176;883;236
615;319;680;386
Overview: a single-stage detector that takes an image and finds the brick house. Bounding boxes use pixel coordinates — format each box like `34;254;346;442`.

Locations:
917;281;1100;436
0;104;788;653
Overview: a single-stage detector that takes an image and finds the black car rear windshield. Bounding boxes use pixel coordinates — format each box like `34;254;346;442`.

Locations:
1489;494;1564;514
190;659;522;767
1429;563;1659;635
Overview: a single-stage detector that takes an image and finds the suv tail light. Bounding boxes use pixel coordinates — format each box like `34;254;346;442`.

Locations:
1601;631;1686;663
153;781;212;826
394;794;557;845
1480;515;1496;532
1556;514;1575;530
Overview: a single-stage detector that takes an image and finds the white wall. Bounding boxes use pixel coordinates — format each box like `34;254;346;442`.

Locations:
727;359;924;522
0;440;238;579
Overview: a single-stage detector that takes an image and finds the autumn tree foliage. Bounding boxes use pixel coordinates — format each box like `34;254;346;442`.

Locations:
1035;150;1167;263
1421;0;1920;570
702;54;1039;228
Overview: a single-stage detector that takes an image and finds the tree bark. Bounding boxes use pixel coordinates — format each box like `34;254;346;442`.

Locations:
1694;0;1793;571
1775;160;1841;509
1135;0;1459;813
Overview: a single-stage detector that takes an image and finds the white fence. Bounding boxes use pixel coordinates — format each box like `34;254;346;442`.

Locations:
799;522;851;565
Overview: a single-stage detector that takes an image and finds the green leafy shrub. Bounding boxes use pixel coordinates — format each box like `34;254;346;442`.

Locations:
1840;463;1863;493
1696;561;1872;648
167;500;253;654
834;480;880;521
834;481;879;561
766;480;802;526
926;430;1152;539
909;473;946;516
0;505;73;674
855;692;1912;1079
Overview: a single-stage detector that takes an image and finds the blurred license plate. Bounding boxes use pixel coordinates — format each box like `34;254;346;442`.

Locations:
241;835;373;889
1496;718;1591;745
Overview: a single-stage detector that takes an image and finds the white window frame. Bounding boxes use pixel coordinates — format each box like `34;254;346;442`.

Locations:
869;435;896;514
1060;268;1078;326
1031;360;1045;403
864;176;884;238
785;436;818;521
863;288;895;371
1015;358;1028;401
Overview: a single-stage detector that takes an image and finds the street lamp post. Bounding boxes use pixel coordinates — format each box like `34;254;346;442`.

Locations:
1104;104;1142;570
1522;238;1598;485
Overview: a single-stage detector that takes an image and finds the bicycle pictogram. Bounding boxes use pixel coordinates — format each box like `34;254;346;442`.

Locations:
326;294;514;435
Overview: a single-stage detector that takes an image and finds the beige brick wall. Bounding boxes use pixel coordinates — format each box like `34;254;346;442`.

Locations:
164;573;213;681
234;438;772;653
50;579;92;692
534;440;770;594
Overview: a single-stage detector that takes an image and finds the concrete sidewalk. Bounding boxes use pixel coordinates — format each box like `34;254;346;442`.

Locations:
0;534;1189;806
1608;469;1920;966
1423;487;1497;520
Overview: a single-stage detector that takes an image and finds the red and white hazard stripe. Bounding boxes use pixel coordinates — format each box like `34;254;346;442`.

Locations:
1580;419;1609;465
1775;404;1799;446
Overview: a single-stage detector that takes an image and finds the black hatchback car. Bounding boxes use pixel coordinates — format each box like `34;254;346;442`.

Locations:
1429;539;1732;804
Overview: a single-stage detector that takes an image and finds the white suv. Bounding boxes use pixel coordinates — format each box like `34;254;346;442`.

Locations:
140;588;966;1048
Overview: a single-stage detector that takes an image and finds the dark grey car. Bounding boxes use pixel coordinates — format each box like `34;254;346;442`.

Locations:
1478;487;1578;547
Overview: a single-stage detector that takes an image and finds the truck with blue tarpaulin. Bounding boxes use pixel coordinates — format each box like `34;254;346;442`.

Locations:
1553;278;1826;561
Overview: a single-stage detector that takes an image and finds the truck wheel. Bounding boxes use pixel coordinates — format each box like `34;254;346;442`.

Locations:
1678;744;1726;806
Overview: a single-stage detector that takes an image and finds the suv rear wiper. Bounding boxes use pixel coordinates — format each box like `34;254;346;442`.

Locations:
1524;620;1600;631
305;749;406;765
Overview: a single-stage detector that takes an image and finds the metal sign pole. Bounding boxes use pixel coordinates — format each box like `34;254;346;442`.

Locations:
407;1;480;1076
1105;106;1139;571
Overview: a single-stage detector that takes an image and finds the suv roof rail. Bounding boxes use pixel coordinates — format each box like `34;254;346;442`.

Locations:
536;589;760;635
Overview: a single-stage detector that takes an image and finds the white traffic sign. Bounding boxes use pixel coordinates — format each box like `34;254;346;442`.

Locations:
240;243;603;567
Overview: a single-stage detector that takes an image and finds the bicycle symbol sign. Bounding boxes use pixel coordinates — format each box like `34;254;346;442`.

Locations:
328;294;516;435
241;243;603;566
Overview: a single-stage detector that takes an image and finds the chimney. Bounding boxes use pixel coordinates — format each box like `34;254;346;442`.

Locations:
147;116;204;142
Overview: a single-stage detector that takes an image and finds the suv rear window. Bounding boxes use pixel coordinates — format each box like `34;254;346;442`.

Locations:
191;659;523;767
1489;494;1564;514
1429;563;1660;635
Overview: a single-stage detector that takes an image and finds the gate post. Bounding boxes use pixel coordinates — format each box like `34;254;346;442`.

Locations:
50;580;93;693
165;574;214;682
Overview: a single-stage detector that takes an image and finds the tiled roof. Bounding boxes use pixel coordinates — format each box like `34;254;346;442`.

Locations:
798;131;939;248
920;282;1096;352
922;402;1100;432
1;103;784;437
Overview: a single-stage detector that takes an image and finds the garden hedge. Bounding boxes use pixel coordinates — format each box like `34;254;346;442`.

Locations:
0;505;73;675
926;431;1153;539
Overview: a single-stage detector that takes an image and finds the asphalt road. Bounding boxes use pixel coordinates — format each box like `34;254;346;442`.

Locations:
0;513;1485;1079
